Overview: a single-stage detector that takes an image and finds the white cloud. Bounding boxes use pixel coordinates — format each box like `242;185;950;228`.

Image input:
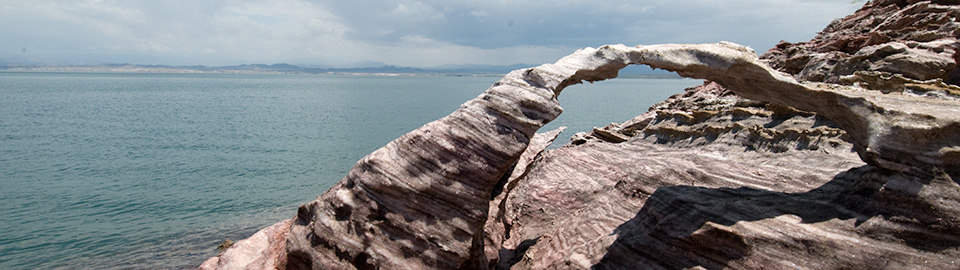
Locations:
469;9;490;18
358;35;573;67
0;0;864;66
616;0;859;53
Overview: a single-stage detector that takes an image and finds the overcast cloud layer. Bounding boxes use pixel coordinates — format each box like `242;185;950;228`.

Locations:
0;0;860;67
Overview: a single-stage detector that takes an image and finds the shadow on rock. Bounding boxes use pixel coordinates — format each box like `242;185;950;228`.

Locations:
593;165;960;269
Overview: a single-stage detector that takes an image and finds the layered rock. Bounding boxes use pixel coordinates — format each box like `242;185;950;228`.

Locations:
503;143;960;269
500;80;960;269
280;44;659;269
498;2;960;268
202;2;960;269
554;42;960;174
761;0;960;84
483;128;565;268
204;42;960;269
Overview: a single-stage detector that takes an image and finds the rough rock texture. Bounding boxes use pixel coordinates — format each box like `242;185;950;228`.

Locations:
202;2;960;269
200;219;292;270
498;2;960;269
282;44;650;270
840;70;960;97
761;0;960;84
578;81;852;156
483;128;565;269
553;42;960;174
500;81;960;269
504;148;960;269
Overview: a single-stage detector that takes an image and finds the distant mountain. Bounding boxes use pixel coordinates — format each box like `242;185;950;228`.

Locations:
617;65;675;75
0;62;680;77
305;65;436;74
0;63;513;75
430;64;535;74
221;63;303;71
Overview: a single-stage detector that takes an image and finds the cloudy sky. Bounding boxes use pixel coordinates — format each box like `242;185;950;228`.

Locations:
0;0;861;67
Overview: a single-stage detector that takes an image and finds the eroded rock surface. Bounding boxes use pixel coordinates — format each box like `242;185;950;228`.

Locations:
200;219;292;270
483;128;565;269
499;2;960;269
500;81;960;269
201;2;960;269
201;43;960;269
761;0;960;84
551;42;960;174
281;44;652;269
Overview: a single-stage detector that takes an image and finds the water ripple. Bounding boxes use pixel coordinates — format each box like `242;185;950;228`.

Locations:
0;72;695;269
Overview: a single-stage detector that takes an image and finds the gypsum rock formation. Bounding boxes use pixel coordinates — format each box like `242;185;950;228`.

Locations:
840;70;960;98
501;125;960;269
762;0;960;84
204;42;960;269
500;77;960;270
571;81;852;155
200;220;292;269
283;45;638;269
614;42;959;174
500;73;958;270
200;129;563;270
512;42;960;174
482;127;565;268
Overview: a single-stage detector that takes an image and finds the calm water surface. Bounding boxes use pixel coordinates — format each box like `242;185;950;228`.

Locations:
0;71;696;269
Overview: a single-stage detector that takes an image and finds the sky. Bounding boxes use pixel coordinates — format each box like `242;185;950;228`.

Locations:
0;0;862;67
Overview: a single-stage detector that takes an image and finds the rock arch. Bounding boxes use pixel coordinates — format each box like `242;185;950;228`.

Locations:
206;41;960;269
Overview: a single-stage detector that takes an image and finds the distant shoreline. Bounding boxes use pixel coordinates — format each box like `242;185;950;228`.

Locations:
0;63;515;76
0;66;683;79
0;67;498;77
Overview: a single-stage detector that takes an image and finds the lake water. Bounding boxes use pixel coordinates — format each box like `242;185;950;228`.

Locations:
0;71;697;269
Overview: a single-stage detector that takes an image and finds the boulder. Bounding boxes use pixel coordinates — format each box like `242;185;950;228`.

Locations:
200;219;292;270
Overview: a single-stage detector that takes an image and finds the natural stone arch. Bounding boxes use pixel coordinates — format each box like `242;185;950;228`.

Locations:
285;42;960;269
207;42;960;269
543;42;960;174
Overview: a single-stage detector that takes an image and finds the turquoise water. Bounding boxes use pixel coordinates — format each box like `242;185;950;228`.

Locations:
0;71;696;269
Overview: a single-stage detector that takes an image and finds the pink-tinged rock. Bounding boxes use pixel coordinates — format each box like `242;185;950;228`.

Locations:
200;219;292;270
483;127;565;268
551;42;960;174
283;45;637;269
762;0;960;84
200;3;960;269
201;41;960;269
500;79;960;269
